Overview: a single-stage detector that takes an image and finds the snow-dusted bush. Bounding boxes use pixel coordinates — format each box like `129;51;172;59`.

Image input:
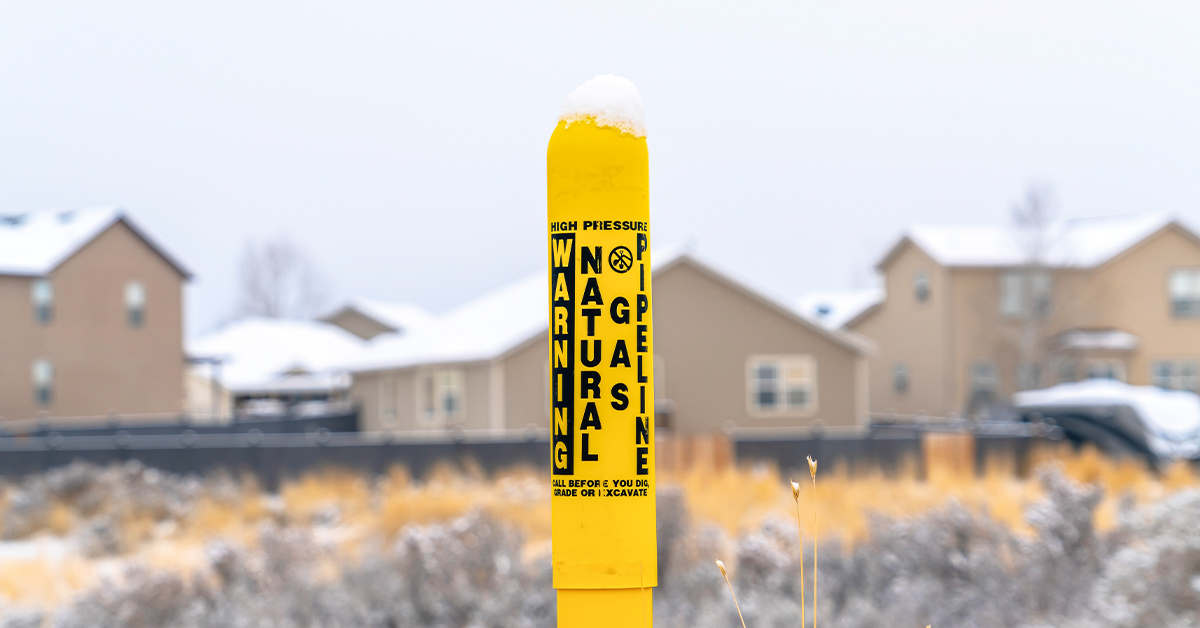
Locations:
50;511;554;628
656;464;1200;628
5;461;1200;626
2;460;211;550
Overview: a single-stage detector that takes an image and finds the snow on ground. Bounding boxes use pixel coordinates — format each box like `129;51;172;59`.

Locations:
559;74;646;137
0;537;72;562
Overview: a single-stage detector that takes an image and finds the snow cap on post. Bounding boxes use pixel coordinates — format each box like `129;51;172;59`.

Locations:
559;74;646;137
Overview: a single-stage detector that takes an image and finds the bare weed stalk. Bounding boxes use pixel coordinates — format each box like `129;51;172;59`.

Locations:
808;456;818;628
791;480;805;628
715;559;747;628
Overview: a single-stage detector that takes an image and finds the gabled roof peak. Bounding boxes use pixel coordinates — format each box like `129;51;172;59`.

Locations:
880;212;1185;270
0;206;190;278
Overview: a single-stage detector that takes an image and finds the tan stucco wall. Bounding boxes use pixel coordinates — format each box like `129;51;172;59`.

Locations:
856;224;1200;415
502;337;550;430
354;361;494;432
0;221;185;422
852;244;954;416
353;258;868;434
1090;226;1200;384
946;266;1100;404
653;261;866;432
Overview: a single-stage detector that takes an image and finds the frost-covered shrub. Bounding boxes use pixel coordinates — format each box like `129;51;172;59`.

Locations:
50;511;554;628
653;464;1198;628
2;460;208;549
14;461;1200;627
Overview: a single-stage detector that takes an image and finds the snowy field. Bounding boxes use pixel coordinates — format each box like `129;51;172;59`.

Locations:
0;450;1198;628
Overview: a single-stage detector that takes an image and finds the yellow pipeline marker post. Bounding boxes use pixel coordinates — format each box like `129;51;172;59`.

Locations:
548;75;656;627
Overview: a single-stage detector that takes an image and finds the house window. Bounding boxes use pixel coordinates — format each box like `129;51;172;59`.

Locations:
1085;359;1124;382
747;355;817;415
32;279;53;324
1183;362;1199;393
892;363;909;394
1017;363;1040;391
1000;271;1052;319
125;281;146;327
32;360;54;406
970;362;997;395
914;272;931;303
1057;359;1077;383
1170;270;1200;318
1151;359;1200;392
419;369;465;423
380;375;397;426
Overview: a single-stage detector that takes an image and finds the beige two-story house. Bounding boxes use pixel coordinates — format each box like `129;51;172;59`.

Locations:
849;213;1200;417
350;250;871;434
0;207;189;422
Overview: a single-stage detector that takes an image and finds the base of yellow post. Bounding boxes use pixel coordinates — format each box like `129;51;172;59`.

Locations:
558;588;653;628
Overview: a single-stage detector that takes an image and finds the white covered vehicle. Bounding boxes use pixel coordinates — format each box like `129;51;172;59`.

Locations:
1015;379;1200;465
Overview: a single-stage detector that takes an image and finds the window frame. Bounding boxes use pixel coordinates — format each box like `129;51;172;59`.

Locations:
1169;269;1200;318
125;281;147;328
913;271;931;304
746;354;818;417
1016;362;1041;391
970;361;998;395
1151;358;1200;392
32;359;54;406
892;362;909;395
31;278;54;324
1057;358;1078;384
1084;359;1125;382
417;367;466;425
1000;270;1053;320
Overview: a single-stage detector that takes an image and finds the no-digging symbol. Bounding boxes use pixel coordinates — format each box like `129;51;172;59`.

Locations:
609;246;633;273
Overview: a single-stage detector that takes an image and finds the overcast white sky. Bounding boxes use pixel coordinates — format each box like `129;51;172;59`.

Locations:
2;1;1198;336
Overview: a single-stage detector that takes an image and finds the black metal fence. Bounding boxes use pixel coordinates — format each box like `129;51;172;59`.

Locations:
1;410;359;438
735;421;1059;478
0;414;1057;489
0;431;546;490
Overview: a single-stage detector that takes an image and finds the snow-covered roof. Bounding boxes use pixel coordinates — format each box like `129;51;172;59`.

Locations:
347;273;548;372
347;247;870;373
1053;329;1139;352
188;318;367;393
329;298;435;334
793;288;884;330
0;207;123;275
0;206;188;277
560;74;646;137
1015;379;1200;459
884;213;1183;269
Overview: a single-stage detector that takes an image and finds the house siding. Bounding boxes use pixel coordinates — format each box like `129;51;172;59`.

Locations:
352;257;868;434
855;222;1200;415
648;261;865;432
853;244;954;416
0;221;185;422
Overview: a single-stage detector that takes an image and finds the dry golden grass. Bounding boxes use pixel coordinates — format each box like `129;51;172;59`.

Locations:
2;444;1198;610
669;442;1200;542
0;554;94;609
